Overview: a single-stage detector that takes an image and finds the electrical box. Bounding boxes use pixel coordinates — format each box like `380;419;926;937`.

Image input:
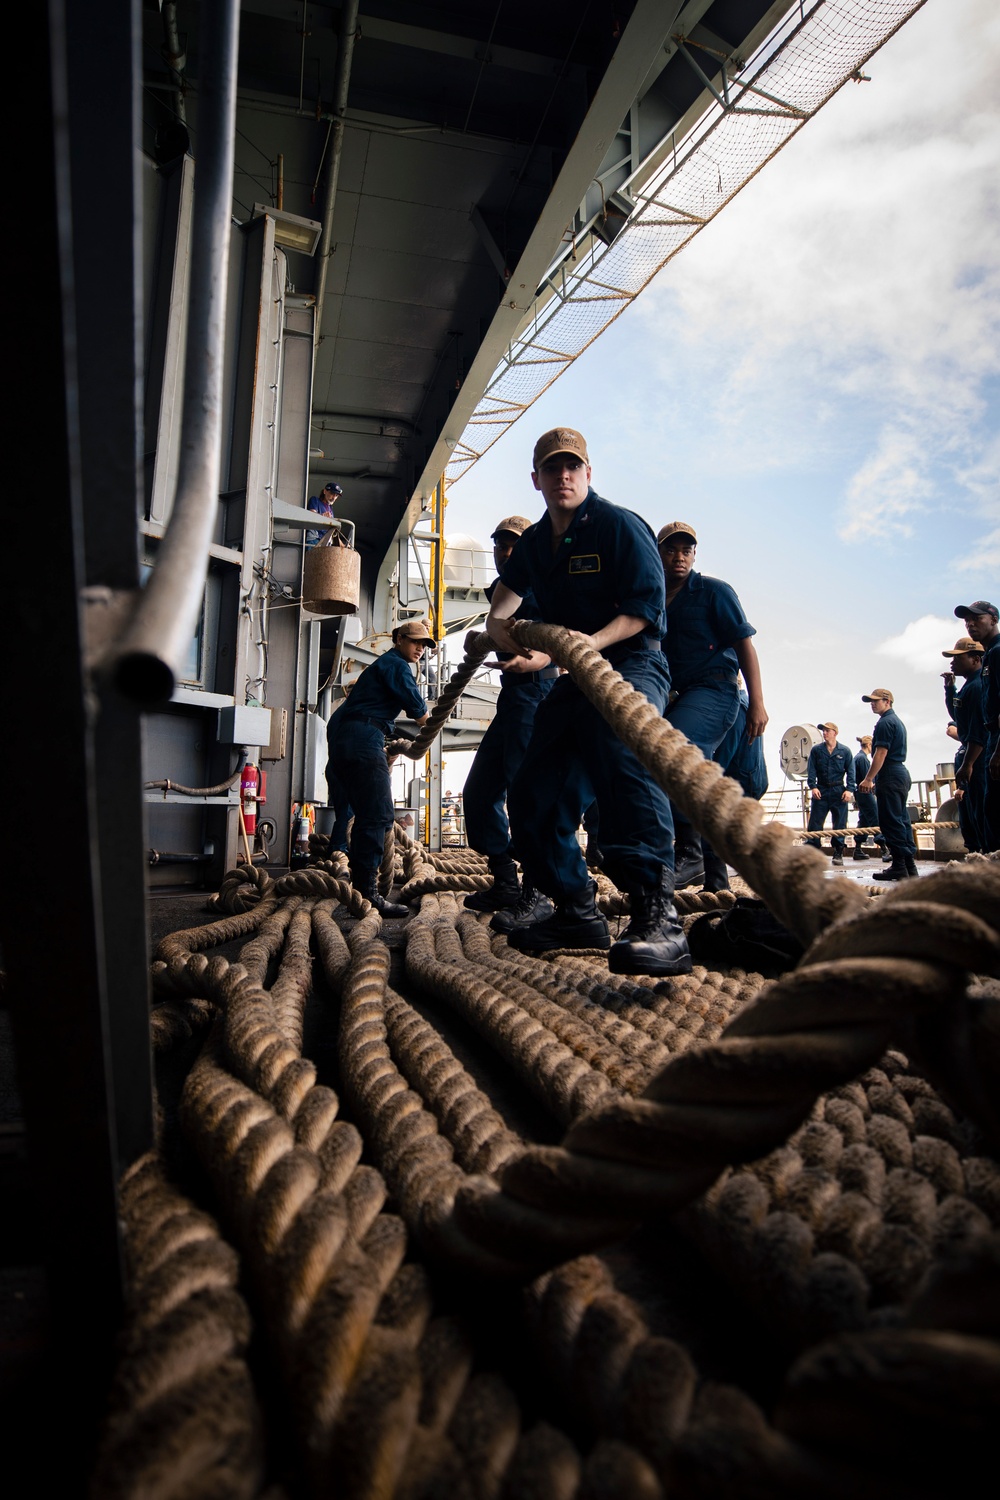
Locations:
218;705;273;747
262;706;288;761
304;713;329;802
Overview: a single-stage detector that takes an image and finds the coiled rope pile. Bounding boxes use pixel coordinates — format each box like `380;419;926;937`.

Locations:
95;625;1000;1498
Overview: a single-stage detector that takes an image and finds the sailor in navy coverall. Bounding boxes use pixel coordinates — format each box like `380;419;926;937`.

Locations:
326;619;431;914
486;427;691;976
941;635;986;853
852;736;885;857
698;687;769;892
859;689;917;880
658;522;768;886
955;601;1000;852
462;515;556;914
804;722;856;864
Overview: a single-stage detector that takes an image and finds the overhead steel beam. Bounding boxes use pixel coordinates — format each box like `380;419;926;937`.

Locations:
235;0;579;80
402;0;687;522
353;13;580;79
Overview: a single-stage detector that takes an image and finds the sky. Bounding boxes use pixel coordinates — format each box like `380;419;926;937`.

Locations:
436;0;1000;799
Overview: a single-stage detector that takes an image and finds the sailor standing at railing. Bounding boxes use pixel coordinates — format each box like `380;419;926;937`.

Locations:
940;634;986;854
804;721;856;868
485;427;691;977
955;601;1000;853
859;688;917;882
851;734;886;860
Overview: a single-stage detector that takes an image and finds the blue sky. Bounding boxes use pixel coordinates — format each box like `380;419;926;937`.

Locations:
440;0;999;794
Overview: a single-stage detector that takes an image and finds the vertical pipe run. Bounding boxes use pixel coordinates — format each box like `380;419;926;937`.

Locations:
112;0;241;702
313;0;360;348
432;477;447;643
426;475;447;850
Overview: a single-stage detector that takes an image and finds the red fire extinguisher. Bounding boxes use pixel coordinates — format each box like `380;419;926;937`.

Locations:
240;763;260;836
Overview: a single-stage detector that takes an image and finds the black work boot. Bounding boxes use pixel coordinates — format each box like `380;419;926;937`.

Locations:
673;835;705;890
508;882;610;952
852;844;869;861
904;854;918;878
464;855;521;912
490;885;554;934
872;858;909;882
353;867;409;917
702;842;731;893
609;870;692;976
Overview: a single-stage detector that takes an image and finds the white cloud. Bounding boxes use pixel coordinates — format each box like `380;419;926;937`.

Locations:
636;0;1000;543
842;426;935;540
876;614;957;673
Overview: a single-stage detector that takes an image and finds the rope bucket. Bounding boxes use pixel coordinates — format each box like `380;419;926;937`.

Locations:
302;534;360;615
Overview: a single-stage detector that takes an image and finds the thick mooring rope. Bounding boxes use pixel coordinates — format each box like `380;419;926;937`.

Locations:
374;865;1000;1278
98;610;1000;1496
108;868;1000;1496
91;1154;265;1499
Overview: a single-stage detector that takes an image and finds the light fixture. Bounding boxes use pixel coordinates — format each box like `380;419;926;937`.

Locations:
252;204;323;256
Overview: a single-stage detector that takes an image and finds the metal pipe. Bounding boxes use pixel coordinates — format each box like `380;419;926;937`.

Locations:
432;478;446;641
143;750;246;796
297;0;308;113
113;0;241;703
313;0;359;349
161;0;187;125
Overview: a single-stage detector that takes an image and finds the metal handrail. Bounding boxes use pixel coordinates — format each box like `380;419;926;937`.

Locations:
111;0;241;703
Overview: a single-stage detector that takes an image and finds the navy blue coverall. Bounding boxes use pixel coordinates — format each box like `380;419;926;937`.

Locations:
325;648;427;875
805;740;856;855
463;579;555;860
945;670;986;852
870;709;916;863
982;637;1000;851
661;570;756;850
853;750;884;849
715;689;768;801
504;489;673;900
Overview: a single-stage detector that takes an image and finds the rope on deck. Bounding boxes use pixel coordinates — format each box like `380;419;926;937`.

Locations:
96;617;1000;1495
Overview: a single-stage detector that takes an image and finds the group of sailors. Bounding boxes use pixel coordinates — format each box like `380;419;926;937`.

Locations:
801;602;1000;875
943;604;1000;852
324;427;999;972
327;426;769;978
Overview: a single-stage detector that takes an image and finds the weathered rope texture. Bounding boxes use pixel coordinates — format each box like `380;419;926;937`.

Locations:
381;866;1000;1279
109;838;1000;1498
490;623;864;948
91;1153;265;1498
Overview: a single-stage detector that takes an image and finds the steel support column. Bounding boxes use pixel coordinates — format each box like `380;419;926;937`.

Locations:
1;0;134;1480
66;0;155;1170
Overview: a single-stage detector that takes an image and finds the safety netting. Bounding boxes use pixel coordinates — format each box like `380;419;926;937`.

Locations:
447;0;927;483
